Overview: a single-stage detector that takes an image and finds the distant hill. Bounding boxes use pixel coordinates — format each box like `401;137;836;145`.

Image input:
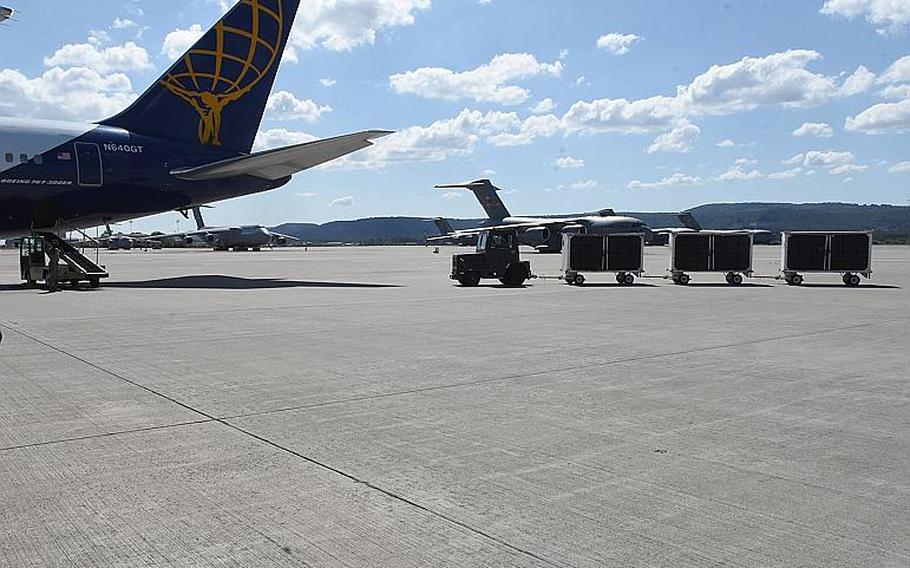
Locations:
273;203;910;244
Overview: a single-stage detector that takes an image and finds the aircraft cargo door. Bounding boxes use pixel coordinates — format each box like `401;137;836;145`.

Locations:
75;143;103;187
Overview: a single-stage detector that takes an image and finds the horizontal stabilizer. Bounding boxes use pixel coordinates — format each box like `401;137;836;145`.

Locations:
171;130;393;181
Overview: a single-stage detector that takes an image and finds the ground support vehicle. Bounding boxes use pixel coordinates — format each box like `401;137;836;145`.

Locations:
450;229;531;287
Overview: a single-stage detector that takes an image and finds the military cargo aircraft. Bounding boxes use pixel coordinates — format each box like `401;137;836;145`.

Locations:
429;179;649;252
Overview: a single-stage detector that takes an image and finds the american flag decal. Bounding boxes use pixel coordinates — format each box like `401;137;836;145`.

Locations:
57;151;72;161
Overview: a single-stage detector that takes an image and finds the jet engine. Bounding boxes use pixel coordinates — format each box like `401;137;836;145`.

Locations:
524;227;550;243
561;224;586;235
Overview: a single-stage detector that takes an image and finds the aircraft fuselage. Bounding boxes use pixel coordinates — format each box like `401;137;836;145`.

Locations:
0;117;290;238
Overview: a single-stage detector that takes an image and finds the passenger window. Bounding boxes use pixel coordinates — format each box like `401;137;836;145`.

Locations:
33;155;43;165
4;153;11;163
19;154;28;163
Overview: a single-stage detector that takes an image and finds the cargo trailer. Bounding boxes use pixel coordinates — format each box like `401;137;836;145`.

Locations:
668;231;754;285
781;231;872;286
561;233;644;286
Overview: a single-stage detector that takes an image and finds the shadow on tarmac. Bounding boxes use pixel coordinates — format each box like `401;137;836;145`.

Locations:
792;283;901;290
105;275;400;290
672;283;774;288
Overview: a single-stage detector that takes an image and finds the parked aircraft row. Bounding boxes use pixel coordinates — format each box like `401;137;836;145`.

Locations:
428;179;775;252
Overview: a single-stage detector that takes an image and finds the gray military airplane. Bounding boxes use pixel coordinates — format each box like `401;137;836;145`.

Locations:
162;207;300;251
429;179;649;252
650;212;775;245
429;217;476;247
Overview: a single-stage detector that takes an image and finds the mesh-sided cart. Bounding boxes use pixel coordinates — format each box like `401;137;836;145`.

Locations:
561;233;644;286
668;231;754;285
781;231;872;286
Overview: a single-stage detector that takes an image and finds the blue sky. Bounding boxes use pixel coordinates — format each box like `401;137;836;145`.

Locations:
1;0;909;232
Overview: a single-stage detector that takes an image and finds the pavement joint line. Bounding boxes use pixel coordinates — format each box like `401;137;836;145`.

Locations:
0;322;575;568
0;420;213;453
218;420;576;568
219;316;906;422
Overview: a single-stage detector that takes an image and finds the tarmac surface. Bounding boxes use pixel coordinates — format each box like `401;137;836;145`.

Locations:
0;245;908;568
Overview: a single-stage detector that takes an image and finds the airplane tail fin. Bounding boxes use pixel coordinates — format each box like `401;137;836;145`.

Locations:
678;211;703;231
192;207;206;230
434;217;455;235
435;179;511;222
100;0;301;154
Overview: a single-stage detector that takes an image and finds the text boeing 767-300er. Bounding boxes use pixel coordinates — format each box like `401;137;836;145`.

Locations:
0;0;390;239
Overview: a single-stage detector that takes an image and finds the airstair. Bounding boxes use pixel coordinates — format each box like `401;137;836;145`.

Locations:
21;231;109;289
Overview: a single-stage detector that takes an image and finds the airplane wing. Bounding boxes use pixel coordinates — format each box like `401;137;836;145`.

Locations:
170;130;394;181
432;220;574;237
270;232;300;243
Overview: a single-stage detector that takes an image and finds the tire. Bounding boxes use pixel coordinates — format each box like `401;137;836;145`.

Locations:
615;273;625;284
458;273;480;287
789;274;803;286
623;273;635;286
500;264;529;287
678;273;690;286
574;274;586;286
90;278;100;289
846;274;861;287
730;273;743;286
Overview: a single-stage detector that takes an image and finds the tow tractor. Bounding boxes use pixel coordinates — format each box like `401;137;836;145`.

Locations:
451;228;531;287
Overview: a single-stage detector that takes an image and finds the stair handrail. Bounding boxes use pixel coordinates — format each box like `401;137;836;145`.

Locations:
72;227;102;266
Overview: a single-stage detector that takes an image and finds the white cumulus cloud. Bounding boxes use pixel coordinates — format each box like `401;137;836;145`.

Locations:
290;0;431;51
253;128;318;152
793;122;834;138
646;122;700;154
161;24;203;61
596;33;642;55
821;0;910;34
628;172;703;190
554;156;585;169
329;195;356;207
44;41;152;74
389;53;564;105
265;91;332;122
845;99;910;134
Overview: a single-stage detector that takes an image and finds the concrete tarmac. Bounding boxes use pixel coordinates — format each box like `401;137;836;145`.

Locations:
0;245;908;567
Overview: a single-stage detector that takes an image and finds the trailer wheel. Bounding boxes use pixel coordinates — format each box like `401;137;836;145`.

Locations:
729;273;743;286
89;278;100;289
623;273;635;286
458;274;480;287
845;273;861;287
788;274;803;286
573;273;586;286
677;273;690;286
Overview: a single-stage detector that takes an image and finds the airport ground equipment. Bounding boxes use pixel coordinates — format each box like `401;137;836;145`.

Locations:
20;233;108;289
561;233;644;286
781;231;872;287
450;229;531;287
669;231;753;285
